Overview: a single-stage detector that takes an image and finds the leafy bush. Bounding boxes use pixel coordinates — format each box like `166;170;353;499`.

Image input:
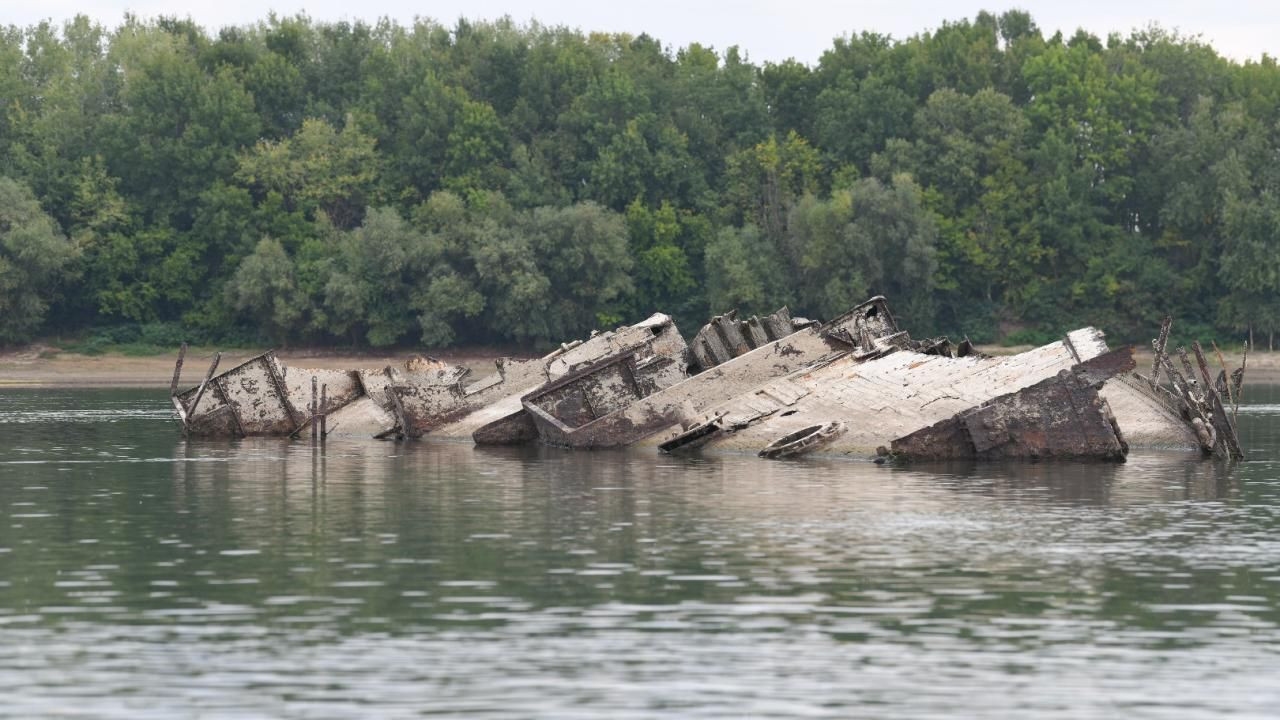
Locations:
63;321;225;355
1001;327;1061;347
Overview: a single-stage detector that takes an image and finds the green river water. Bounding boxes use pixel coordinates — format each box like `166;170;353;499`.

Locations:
1;387;1279;718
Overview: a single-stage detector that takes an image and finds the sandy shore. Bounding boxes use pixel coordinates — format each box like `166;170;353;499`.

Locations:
3;343;1278;389
0;345;525;389
981;345;1280;384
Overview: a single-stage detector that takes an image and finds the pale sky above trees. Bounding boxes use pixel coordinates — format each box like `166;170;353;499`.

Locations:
8;1;1277;65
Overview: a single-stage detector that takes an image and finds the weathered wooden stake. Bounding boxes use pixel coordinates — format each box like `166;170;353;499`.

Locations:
311;375;318;442
320;384;327;440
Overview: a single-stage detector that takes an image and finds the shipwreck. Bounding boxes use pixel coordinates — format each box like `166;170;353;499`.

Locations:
167;297;1246;463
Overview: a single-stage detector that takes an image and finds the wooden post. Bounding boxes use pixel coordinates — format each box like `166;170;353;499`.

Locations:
320;384;327;440
311;376;318;442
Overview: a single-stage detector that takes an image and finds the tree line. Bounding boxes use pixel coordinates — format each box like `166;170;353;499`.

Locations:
2;11;1279;350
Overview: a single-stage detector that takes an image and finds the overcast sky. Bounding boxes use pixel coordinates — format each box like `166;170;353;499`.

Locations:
5;1;1276;65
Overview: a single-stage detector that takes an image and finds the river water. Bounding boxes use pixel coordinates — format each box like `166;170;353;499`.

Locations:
1;387;1279;718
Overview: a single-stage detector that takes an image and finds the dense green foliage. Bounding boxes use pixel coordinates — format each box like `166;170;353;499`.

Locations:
0;177;78;343
2;11;1279;349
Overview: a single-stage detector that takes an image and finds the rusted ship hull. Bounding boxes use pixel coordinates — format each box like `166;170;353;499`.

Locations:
168;298;1244;463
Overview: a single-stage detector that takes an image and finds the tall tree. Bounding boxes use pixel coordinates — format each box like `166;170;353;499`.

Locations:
0;177;79;343
236;116;381;231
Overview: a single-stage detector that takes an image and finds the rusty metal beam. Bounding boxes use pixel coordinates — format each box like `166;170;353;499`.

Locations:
311;375;318;442
1150;316;1171;390
170;343;187;398
320;384;327;439
1211;341;1236;423
262;354;303;431
211;377;245;437
185;352;222;432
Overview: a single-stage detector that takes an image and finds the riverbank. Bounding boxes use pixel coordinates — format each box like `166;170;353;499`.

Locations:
987;346;1280;384
2;343;1277;388
0;345;528;389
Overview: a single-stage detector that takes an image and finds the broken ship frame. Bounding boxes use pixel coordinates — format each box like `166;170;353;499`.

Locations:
167;297;1246;463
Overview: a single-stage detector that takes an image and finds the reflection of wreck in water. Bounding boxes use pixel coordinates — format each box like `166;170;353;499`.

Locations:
169;297;1245;463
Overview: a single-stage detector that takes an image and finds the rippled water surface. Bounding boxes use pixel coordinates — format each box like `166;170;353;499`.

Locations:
2;387;1280;718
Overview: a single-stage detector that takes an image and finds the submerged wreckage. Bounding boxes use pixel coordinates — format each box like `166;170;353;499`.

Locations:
167;298;1246;463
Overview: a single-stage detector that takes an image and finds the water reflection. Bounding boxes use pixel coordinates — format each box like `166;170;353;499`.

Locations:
1;387;1279;718
899;452;1238;504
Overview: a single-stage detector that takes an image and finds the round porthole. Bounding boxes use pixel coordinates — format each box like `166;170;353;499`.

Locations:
758;421;846;459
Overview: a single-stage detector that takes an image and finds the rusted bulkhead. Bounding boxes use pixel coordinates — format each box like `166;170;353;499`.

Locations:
488;296;913;449
690;307;811;370
175;352;305;436
519;350;668;447
820;296;899;354
655;328;1215;460
173;313;690;440
505;329;835;449
889;348;1136;462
